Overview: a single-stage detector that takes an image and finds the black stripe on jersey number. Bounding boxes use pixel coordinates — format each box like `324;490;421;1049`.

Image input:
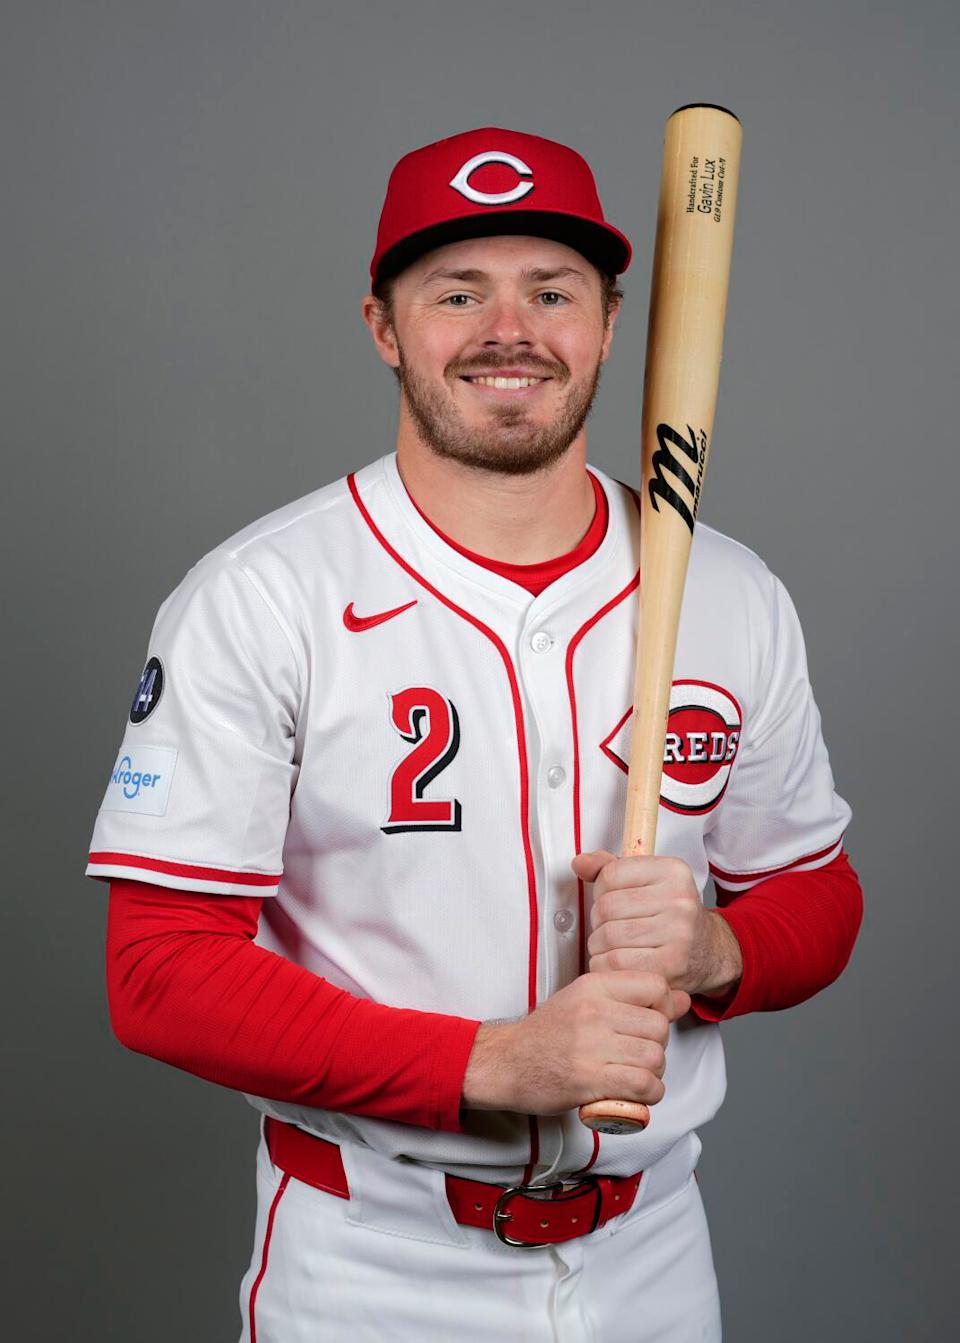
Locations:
382;687;462;833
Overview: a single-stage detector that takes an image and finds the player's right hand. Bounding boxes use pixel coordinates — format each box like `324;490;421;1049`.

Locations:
461;972;690;1116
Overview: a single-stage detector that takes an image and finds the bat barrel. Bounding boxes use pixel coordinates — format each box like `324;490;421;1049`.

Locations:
579;104;742;1137
626;102;742;860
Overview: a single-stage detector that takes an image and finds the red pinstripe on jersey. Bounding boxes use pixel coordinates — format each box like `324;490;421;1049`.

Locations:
565;575;642;973
348;472;542;1183
563;568;641;1176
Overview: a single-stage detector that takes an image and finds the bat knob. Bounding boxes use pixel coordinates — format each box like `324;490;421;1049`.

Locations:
578;1099;651;1135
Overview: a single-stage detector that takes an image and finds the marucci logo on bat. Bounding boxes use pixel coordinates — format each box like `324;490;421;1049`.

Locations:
648;423;707;534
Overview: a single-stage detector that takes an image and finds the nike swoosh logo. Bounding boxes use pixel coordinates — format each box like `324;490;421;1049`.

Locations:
343;599;418;632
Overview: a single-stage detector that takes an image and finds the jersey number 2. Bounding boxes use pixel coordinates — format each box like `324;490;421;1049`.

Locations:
382;688;462;834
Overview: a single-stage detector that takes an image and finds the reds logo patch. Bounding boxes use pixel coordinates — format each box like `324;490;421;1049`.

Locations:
600;679;742;815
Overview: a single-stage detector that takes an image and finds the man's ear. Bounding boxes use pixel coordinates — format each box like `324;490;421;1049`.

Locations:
361;294;400;369
600;298;621;364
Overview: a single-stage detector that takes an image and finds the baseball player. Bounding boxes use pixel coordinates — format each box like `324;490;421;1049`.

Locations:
88;128;862;1341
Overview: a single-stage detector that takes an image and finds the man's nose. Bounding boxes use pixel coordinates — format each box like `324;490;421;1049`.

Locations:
479;294;535;347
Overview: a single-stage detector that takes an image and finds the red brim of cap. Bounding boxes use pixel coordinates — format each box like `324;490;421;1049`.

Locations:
371;208;632;287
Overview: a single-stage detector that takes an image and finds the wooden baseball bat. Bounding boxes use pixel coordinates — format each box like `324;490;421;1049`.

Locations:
579;103;743;1135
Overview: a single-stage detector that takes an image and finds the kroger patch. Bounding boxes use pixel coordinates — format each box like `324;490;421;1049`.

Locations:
101;745;178;817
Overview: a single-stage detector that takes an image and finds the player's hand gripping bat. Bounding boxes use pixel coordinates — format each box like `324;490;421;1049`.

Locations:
578;104;743;1136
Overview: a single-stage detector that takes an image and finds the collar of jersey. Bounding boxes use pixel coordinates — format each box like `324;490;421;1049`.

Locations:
377;451;631;611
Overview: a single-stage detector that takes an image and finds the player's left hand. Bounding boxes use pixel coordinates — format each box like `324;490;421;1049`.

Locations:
571;851;743;999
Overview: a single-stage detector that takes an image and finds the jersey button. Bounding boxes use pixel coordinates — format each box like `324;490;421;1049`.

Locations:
553;909;575;933
530;631;554;653
546;765;566;788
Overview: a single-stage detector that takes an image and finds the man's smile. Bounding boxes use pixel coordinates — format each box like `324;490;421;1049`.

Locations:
458;372;551;396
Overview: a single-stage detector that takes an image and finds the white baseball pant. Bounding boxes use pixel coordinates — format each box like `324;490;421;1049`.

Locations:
237;1118;721;1342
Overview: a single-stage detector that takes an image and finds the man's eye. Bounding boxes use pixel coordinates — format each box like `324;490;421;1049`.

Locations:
443;293;476;306
538;291;567;306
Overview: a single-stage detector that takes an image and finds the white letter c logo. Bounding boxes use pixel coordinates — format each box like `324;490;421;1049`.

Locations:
449;151;534;205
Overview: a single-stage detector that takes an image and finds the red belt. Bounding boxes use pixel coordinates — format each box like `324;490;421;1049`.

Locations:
265;1117;643;1249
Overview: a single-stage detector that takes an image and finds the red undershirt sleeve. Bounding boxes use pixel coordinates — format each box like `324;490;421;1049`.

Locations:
689;849;863;1022
105;878;482;1133
107;853;862;1127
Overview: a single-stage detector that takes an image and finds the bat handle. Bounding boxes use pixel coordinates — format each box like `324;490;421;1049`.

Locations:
577;834;657;1136
577;1099;650;1134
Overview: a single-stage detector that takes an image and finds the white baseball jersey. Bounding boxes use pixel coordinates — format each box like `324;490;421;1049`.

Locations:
88;452;851;1184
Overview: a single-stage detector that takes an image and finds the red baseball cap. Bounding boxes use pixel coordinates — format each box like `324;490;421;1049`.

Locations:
370;127;632;287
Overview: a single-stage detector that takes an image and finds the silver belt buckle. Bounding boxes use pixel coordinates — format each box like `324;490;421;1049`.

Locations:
492;1177;601;1249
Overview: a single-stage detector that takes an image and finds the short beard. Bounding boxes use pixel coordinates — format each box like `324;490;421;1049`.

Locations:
396;349;603;477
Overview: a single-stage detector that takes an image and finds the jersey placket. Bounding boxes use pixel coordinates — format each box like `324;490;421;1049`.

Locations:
516;615;583;1004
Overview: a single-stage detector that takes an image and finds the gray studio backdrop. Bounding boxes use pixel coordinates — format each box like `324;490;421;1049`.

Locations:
4;1;956;1339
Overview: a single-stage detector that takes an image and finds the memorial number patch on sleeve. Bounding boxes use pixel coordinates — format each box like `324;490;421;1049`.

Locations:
129;657;164;724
